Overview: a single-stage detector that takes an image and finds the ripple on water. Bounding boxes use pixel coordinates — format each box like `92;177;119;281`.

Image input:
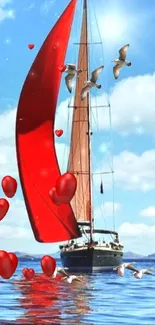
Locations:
0;260;155;324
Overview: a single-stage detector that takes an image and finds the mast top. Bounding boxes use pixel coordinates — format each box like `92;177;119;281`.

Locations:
83;0;87;9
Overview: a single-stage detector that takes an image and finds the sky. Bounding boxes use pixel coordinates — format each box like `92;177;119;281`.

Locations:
0;0;155;256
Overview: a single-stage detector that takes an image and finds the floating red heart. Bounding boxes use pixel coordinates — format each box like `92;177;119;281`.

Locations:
58;64;66;72
0;198;9;221
56;172;77;204
1;176;17;198
41;256;56;277
49;187;60;205
55;129;63;137
22;268;35;280
8;252;18;273
28;44;34;50
0;250;18;279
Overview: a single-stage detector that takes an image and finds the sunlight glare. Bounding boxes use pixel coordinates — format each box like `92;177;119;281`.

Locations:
101;14;126;41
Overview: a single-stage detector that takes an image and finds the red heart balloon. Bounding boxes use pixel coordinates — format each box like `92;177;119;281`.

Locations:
0;198;9;221
0;250;17;279
22;268;35;280
56;172;77;204
28;44;34;50
49;187;60;206
1;176;17;198
8;252;18;273
58;64;66;72
41;256;56;277
55;129;63;137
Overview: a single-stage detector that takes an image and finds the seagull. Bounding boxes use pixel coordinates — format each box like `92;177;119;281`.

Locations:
65;64;82;93
113;262;137;277
81;65;104;101
52;267;69;278
112;44;131;79
131;267;153;279
62;274;83;284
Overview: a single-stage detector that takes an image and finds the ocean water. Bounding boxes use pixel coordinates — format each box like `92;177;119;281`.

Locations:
0;258;155;325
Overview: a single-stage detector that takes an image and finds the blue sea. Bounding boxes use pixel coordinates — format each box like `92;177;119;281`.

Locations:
0;258;155;325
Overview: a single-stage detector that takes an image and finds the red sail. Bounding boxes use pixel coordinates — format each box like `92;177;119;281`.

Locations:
16;0;81;242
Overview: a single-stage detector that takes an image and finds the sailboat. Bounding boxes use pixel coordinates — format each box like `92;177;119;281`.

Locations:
16;0;124;272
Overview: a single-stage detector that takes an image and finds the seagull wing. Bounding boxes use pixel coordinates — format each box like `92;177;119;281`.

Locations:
90;65;104;83
65;74;74;93
126;265;139;272
81;84;91;100
75;277;83;282
113;64;122;79
58;269;70;277
119;44;129;61
57;267;69;271
144;271;153;275
67;64;76;70
143;267;153;275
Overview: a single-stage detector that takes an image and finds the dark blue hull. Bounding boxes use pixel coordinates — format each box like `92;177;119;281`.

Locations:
60;247;123;272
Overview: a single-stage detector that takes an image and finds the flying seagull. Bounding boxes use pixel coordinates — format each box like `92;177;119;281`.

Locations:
52;267;69;278
62;274;83;284
65;64;82;93
81;65;104;101
131;267;154;279
112;44;131;79
113;262;137;277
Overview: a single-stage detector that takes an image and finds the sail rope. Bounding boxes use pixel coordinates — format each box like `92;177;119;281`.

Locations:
89;0;115;238
61;0;83;174
88;1;107;234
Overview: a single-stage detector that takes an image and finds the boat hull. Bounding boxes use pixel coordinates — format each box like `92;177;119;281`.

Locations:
60;247;123;272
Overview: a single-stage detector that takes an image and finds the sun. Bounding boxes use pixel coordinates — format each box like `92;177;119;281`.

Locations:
101;14;126;41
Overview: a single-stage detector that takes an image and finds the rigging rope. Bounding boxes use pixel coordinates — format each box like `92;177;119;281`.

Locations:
61;0;83;174
90;0;116;232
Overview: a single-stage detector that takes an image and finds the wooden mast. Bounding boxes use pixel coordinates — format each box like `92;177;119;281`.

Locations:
67;0;93;242
84;0;93;243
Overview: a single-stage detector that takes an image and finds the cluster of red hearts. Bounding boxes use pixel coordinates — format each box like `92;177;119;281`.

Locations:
0;176;17;221
0;251;56;281
49;172;77;206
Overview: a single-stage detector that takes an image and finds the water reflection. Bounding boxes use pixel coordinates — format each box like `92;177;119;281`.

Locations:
13;273;95;325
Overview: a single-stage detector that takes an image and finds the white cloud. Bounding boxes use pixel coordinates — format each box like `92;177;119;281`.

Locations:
0;105;69;177
50;72;155;137
0;225;31;239
140;206;155;218
0;109;18;178
0;0;11;5
0;106;70;253
95;201;121;219
119;222;153;237
94;150;155;192
0;0;15;22
1;199;29;227
92;73;155;135
94;201;121;232
118;222;155;255
0;197;60;254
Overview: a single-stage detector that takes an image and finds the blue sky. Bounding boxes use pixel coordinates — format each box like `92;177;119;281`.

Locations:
0;0;155;255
